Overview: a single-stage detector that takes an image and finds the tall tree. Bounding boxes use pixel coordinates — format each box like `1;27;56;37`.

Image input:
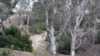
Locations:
67;0;99;56
13;0;39;34
42;0;71;54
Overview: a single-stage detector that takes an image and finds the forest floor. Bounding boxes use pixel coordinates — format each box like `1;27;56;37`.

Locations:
30;31;48;53
76;44;100;56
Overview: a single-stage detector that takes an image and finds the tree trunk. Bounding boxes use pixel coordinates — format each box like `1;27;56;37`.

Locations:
20;17;24;29
45;7;57;54
49;26;56;54
0;19;4;36
71;50;75;56
43;0;57;54
26;15;30;34
71;35;76;56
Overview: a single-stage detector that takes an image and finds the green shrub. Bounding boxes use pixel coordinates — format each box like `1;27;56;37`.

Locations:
29;22;46;34
0;25;32;52
4;25;21;36
0;48;11;56
95;31;100;44
0;35;16;48
57;35;71;55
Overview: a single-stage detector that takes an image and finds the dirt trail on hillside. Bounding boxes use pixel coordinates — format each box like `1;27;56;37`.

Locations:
30;31;48;53
30;32;68;56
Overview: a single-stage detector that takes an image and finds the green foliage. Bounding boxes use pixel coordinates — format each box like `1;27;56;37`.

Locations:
4;25;21;36
0;2;9;20
0;48;11;56
0;25;32;52
57;35;71;55
95;31;100;44
0;0;19;20
29;22;46;34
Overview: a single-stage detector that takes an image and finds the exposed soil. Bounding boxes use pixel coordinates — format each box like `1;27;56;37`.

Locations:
76;44;100;56
12;50;33;56
30;31;48;52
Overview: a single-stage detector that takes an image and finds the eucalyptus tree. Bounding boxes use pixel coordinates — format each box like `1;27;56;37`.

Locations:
41;0;72;54
66;0;100;56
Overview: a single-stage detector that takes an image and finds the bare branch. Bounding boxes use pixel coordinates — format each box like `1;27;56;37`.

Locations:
57;15;71;40
75;38;86;49
80;26;98;38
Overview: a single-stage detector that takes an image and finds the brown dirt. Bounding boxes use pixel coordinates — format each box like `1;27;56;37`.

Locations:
11;50;33;56
76;44;100;56
30;31;48;52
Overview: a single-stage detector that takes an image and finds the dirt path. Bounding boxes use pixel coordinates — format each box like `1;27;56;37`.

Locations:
29;32;68;56
30;31;48;53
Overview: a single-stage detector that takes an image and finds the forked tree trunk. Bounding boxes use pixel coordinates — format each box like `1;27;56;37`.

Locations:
45;8;57;54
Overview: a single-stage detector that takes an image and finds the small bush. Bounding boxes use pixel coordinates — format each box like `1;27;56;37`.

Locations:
57;35;71;55
0;48;11;56
95;31;100;44
29;22;46;34
0;25;32;52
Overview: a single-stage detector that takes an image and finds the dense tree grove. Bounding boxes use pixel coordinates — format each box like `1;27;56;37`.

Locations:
0;0;100;56
40;0;100;56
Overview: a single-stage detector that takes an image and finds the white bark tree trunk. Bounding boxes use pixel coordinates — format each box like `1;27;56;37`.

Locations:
44;0;57;54
71;50;75;56
70;0;89;56
45;7;57;54
49;26;56;54
71;35;76;56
